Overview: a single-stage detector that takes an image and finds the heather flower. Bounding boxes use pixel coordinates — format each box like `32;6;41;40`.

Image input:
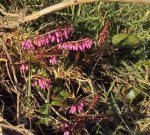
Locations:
49;56;58;65
64;131;70;135
55;31;62;38
22;39;34;50
64;123;69;128
77;102;84;113
20;63;28;72
51;35;56;43
44;36;50;45
37;38;43;47
98;20;110;45
63;29;69;39
63;28;73;39
57;38;93;52
21;27;74;50
56;38;61;43
69;105;76;114
32;78;51;90
47;34;52;40
89;95;100;109
32;80;38;87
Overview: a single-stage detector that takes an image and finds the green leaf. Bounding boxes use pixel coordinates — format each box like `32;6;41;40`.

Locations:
39;104;50;115
60;90;69;99
112;34;141;49
38;69;48;77
51;101;62;106
36;117;52;125
36;118;46;125
126;89;139;101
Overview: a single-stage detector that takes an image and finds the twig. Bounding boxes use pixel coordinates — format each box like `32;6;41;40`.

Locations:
0;38;20;124
0;39;18;86
0;123;34;135
145;65;149;82
0;8;19;17
0;116;34;135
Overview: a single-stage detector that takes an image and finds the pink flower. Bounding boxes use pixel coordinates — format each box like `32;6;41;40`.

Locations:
49;56;58;65
64;131;70;135
64;30;69;39
56;38;61;43
48;34;52;40
79;45;83;51
57;38;93;51
44;36;49;45
55;31;62;38
32;80;38;87
77;102;84;113
69;105;76;114
21;27;74;50
64;123;69;128
22;39;34;50
98;20;110;45
37;79;51;90
20;63;28;72
51;35;56;43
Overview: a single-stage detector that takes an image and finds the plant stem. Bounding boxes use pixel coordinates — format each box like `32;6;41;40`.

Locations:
27;53;32;108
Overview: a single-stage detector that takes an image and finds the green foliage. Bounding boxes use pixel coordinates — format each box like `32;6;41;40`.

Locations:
112;34;141;49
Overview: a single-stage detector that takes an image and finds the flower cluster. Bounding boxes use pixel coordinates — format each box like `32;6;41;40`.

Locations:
20;63;29;72
89;95;100;109
61;123;72;135
98;20;110;45
32;78;51;90
64;131;70;135
69;102;84;114
22;39;35;50
49;56;58;65
22;27;74;50
58;38;93;51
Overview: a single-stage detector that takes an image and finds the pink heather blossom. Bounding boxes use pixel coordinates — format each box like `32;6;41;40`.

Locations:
48;34;52;40
51;35;56;43
32;80;38;87
64;123;69;128
69;105;76;114
57;38;93;52
56;38;61;43
63;43;68;50
79;45;83;51
72;45;76;51
22;39;34;50
21;27;74;49
37;39;43;47
44;36;49;45
77;102;84;113
20;63;28;72
64;131;70;135
64;30;69;39
58;44;62;49
68;43;73;50
55;31;62;38
98;20;110;45
49;56;58;65
35;78;51;90
32;78;51;90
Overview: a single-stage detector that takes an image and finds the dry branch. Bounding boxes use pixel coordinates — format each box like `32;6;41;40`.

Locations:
0;0;150;29
0;116;34;135
0;8;19;17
